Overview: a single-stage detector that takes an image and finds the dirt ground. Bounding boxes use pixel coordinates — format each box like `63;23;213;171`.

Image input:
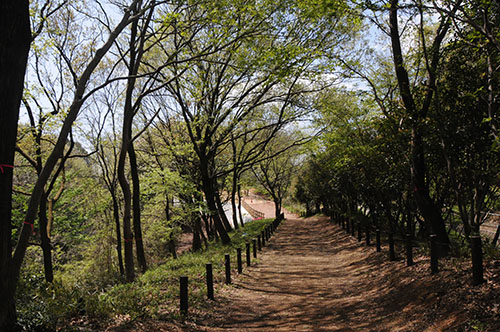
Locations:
184;216;463;332
107;211;500;332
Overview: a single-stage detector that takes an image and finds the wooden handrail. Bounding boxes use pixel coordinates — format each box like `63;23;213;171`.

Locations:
241;199;265;219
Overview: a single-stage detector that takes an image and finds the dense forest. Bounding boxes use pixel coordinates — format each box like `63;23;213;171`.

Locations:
0;0;499;330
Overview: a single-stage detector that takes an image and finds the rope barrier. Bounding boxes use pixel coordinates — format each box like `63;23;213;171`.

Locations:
0;164;14;173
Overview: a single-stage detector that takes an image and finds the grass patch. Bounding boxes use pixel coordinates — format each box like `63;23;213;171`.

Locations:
90;218;274;323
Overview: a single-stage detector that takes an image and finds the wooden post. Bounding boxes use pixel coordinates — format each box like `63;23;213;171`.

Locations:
261;231;266;247
389;232;396;261
225;254;231;284
357;222;362;242
253;239;257;258
406;233;413;266
430;234;438;274
206;263;214;300
257;235;262;251
237;248;243;274
346;217;350;233
471;235;484;285
246;242;251;266
350;218;355;237
180;276;188;316
376;229;381;252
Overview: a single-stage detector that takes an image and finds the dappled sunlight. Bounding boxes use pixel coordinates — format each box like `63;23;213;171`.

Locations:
181;216;465;331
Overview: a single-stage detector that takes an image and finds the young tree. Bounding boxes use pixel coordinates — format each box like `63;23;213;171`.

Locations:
252;136;300;218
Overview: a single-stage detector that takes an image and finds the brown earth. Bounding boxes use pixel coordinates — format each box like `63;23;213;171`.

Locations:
106;214;500;332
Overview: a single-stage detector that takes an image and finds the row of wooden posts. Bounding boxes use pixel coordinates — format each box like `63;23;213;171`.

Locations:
331;212;485;286
179;213;285;316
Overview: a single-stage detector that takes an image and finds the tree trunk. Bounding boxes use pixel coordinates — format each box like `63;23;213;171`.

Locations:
192;217;202;251
389;0;450;253
411;128;450;251
207;190;230;243
0;0;31;328
237;184;244;228
201;213;213;241
128;143;147;273
230;173;239;230
112;192;124;276
117;148;135;281
165;193;177;258
215;188;232;232
199;157;230;243
271;193;281;219
38;193;54;282
116;0;147;282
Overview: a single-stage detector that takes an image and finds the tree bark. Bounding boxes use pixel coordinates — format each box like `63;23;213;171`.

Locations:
273;195;281;219
237;184;245;228
117;0;152;281
38;193;53;282
230;172;239;230
199;158;231;244
192;215;203;251
128;143;147;273
112;192;125;276
215;188;232;232
117;147;135;281
0;0;31;328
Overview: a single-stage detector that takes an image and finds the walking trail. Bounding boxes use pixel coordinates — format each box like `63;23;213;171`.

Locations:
182;215;464;332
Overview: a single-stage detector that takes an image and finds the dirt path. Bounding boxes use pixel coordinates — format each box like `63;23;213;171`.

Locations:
108;214;499;332
185;216;464;332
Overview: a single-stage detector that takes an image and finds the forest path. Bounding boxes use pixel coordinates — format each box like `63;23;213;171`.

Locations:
184;216;462;332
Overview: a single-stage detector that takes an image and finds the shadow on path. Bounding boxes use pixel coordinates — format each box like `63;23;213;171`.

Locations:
190;216;462;332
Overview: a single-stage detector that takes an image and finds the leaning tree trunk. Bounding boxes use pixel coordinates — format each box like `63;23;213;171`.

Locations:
215;188;232;232
0;0;31;328
12;0;140;288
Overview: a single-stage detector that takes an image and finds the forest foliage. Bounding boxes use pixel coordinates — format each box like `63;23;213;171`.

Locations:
0;0;499;330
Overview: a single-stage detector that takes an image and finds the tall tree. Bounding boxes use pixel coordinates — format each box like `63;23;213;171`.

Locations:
388;0;460;252
0;1;31;328
161;0;357;243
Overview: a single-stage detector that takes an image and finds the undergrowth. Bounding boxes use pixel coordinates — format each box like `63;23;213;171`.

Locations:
16;218;274;331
